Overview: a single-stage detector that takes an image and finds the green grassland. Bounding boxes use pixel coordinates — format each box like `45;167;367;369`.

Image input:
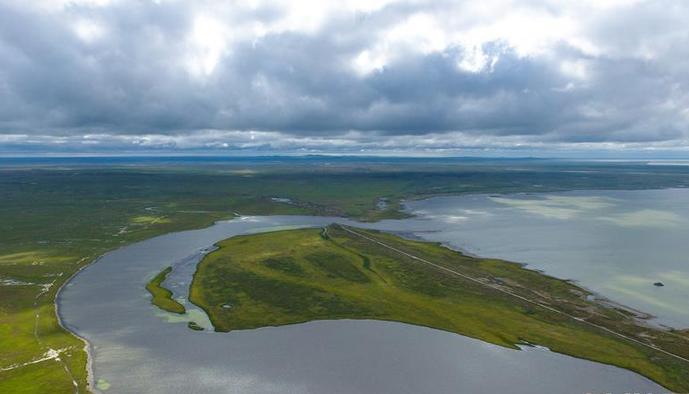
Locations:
189;225;689;392
146;267;186;314
3;158;689;392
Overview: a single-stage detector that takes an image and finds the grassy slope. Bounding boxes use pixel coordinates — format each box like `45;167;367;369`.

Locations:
190;225;689;393
3;161;689;392
146;267;185;314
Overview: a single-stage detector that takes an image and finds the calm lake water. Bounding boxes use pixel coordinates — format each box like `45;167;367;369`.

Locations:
58;209;670;394
406;188;689;328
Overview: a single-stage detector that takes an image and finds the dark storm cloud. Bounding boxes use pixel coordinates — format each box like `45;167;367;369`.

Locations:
1;0;689;153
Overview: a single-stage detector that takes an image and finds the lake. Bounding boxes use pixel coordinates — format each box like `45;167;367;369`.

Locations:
406;188;689;328
58;209;670;393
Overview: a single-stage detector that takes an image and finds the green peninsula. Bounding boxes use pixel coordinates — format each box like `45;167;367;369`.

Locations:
190;225;689;393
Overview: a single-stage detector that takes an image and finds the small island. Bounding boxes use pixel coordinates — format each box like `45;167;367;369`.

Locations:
146;266;186;314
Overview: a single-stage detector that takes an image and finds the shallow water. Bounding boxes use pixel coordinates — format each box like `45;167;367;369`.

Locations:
406;188;689;328
59;215;667;393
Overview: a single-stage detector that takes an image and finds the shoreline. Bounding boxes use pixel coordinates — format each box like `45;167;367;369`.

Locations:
51;188;689;392
54;255;102;394
432;239;667;327
52;214;243;393
51;215;240;393
395;227;681;331
403;188;689;331
187;224;685;391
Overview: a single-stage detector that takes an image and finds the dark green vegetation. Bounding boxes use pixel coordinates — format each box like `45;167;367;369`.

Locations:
187;321;204;331
190;225;689;393
146;267;185;314
3;157;689;392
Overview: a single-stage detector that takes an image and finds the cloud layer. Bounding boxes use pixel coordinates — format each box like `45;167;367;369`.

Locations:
1;0;689;154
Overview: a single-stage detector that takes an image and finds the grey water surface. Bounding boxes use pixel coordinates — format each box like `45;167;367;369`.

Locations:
407;188;689;328
58;212;670;394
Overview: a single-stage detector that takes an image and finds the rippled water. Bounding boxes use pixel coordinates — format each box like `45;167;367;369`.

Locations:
59;213;668;393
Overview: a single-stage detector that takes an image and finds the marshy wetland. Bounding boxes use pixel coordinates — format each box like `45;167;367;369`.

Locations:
5;159;689;393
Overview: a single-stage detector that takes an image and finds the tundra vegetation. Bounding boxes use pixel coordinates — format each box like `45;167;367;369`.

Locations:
190;225;689;392
3;157;689;392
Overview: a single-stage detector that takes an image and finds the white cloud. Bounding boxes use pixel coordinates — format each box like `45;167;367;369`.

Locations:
2;0;689;154
73;19;105;43
185;14;230;77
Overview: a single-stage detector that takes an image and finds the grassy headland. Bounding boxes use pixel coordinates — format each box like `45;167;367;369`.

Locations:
190;225;689;392
146;267;185;314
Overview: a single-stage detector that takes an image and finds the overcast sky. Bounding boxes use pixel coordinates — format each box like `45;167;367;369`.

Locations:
1;0;689;156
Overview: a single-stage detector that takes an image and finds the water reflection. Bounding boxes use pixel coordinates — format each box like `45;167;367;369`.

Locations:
59;213;667;393
406;189;689;327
